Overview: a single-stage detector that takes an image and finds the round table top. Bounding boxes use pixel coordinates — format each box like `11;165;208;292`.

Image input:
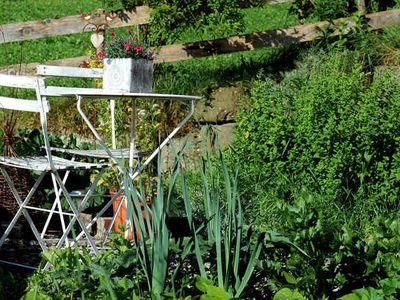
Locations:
60;89;201;101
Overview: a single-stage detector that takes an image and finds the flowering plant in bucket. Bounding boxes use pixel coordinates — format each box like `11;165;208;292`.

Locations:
100;28;154;92
100;28;154;60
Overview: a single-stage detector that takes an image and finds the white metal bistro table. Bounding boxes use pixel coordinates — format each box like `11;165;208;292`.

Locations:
58;90;201;246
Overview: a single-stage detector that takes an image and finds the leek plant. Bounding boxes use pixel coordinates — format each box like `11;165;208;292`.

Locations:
123;150;262;298
23;149;263;298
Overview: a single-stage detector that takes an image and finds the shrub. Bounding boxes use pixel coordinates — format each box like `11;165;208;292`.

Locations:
234;50;400;222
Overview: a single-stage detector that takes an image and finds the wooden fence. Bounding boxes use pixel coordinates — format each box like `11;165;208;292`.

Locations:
0;6;151;44
1;7;400;75
0;1;289;45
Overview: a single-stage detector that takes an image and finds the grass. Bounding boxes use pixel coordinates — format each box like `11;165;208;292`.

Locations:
0;3;299;68
0;0;121;24
0;1;305;137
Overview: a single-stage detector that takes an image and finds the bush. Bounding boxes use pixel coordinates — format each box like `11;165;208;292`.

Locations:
229;47;400;299
234;50;400;223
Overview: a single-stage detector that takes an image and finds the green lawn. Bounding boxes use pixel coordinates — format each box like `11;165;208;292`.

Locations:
0;2;298;69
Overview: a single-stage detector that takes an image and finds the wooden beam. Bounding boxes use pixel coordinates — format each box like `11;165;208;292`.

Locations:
0;2;290;45
1;9;400;75
155;9;400;63
0;6;151;44
357;0;367;14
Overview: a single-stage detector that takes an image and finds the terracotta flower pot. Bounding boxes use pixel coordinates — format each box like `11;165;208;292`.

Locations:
111;191;152;240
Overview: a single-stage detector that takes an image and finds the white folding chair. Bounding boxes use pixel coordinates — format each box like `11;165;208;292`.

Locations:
0;74;112;263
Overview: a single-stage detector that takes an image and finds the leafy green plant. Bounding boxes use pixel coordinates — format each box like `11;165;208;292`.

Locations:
189;152;263;297
289;0;353;22
234;49;400;214
22;149;273;298
231;49;400;298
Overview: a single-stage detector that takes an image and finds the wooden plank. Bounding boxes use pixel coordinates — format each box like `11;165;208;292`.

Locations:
0;6;151;44
0;96;43;113
266;0;291;4
0;73;38;88
0;57;87;75
154;9;400;63
37;65;103;78
358;0;367;14
41;86;106;97
1;9;400;74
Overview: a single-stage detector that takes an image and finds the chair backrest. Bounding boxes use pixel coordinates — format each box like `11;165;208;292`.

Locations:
0;74;49;113
0;73;55;167
37;65;104;97
37;65;119;149
37;65;103;79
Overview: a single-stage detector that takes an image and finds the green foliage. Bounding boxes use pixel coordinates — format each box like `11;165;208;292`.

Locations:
25;238;147;299
189;152;263;298
0;266;29;299
273;287;305;300
104;0;244;46
234;49;400;210
23;152;268;298
247;185;400;299
289;0;354;21
289;0;398;22
231;49;400;298
195;276;233;299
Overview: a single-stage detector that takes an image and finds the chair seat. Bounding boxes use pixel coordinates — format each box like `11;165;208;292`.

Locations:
0;155;113;171
50;147;148;159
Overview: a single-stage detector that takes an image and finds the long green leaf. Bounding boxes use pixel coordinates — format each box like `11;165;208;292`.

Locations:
215;198;223;288
233;194;243;291
193;224;208;279
235;240;262;297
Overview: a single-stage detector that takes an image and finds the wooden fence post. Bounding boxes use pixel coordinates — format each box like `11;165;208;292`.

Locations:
358;0;367;14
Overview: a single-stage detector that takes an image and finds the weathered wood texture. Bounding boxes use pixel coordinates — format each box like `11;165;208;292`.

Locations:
266;0;291;3
0;3;292;44
1;9;400;75
0;6;151;44
358;0;367;14
152;9;400;63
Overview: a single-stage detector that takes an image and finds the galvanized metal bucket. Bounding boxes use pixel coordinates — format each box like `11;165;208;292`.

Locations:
103;58;153;93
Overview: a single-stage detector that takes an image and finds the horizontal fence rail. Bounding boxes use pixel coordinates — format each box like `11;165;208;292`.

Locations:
1;9;400;75
0;1;289;45
0;6;151;44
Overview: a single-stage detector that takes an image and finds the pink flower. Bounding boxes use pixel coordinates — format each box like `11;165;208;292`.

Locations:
105;53;109;57
124;43;132;50
127;28;132;34
110;32;115;37
134;45;143;53
97;51;104;59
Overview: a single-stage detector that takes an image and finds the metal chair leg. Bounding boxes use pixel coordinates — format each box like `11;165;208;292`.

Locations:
0;167;48;251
